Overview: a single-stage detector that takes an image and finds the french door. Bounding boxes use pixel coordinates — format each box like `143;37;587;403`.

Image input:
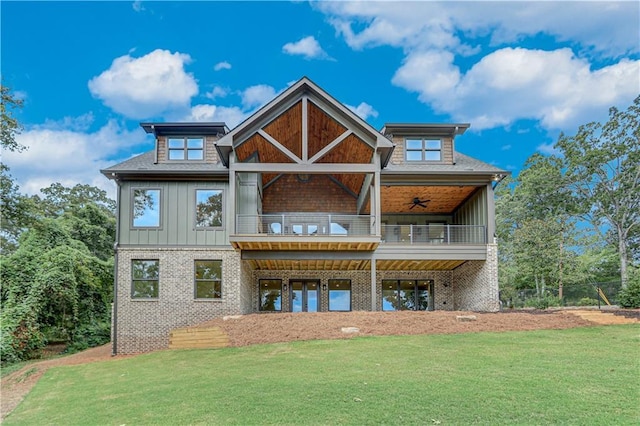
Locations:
290;280;319;312
382;279;434;311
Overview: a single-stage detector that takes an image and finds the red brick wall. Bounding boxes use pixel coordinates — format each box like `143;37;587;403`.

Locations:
262;174;357;213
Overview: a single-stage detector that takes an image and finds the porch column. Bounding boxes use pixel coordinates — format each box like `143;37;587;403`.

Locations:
371;257;377;311
374;154;381;236
486;183;495;243
229;153;236;234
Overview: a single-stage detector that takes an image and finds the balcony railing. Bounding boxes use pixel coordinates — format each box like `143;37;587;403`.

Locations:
381;224;486;245
236;214;374;236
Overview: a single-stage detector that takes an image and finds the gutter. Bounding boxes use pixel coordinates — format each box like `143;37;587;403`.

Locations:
111;178;121;356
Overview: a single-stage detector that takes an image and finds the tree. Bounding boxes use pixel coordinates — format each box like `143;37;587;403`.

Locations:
556;95;640;288
496;154;580;299
0;165;38;253
1;218;113;364
1;83;26;153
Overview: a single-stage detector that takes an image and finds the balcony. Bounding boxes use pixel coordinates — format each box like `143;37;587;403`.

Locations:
376;224;488;267
380;224;486;245
231;214;379;251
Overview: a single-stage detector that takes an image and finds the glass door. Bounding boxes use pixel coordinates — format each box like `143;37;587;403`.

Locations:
290;280;319;312
382;279;434;311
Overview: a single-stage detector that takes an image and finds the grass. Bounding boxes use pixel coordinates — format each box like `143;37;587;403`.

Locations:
5;325;639;425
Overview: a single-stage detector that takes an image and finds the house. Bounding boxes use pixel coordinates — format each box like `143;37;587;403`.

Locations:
101;77;508;354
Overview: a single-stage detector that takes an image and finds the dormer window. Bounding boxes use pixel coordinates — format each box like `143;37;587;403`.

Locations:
405;138;442;162
168;137;204;160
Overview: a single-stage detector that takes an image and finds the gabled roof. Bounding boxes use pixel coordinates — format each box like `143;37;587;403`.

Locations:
215;76;394;167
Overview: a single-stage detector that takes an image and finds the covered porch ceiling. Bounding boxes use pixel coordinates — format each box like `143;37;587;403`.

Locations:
363;184;480;214
244;258;467;271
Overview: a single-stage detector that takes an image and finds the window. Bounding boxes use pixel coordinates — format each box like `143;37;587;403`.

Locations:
195;190;223;227
328;279;351;311
168;137;204;160
194;260;222;299
131;260;159;298
382;279;433;311
405;138;442;161
259;279;282;311
132;189;160;227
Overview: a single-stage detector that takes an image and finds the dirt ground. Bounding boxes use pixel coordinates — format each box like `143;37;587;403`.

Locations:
1;309;635;421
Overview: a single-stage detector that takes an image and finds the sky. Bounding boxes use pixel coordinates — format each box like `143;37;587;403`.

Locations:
2;1;639;199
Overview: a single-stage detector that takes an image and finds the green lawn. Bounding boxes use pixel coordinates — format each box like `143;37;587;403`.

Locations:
5;326;639;425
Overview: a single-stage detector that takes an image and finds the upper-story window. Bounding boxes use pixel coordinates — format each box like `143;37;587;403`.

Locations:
132;189;161;227
168;137;204;160
405;138;442;162
195;189;223;228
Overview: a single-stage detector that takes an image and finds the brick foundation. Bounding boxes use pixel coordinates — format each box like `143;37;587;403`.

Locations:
114;247;244;354
113;246;500;354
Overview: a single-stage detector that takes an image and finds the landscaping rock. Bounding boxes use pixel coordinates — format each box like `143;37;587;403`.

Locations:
223;315;243;321
456;315;477;322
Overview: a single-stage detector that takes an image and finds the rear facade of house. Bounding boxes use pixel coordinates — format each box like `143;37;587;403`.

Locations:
102;77;507;354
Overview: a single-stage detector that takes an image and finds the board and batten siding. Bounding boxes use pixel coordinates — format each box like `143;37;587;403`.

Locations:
453;186;487;227
119;181;231;246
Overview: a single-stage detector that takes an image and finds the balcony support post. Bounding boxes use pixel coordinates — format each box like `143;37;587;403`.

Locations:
371;256;377;311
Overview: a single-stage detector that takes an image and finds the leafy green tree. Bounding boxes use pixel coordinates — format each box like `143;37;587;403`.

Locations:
496;154;580;299
1;83;25;152
0;165;38;253
39;182;116;217
1;219;112;364
556;95;640;288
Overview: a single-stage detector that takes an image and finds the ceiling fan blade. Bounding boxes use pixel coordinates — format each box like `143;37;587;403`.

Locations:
409;203;416;209
418;203;427;208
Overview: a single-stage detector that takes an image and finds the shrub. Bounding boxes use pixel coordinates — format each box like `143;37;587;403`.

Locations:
577;297;599;306
618;280;640;309
1;303;46;366
524;295;562;310
65;320;110;354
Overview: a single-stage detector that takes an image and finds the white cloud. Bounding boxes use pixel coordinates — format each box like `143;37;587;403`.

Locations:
282;36;332;60
537;142;561;157
214;61;232;71
394;47;640;130
241;84;277;109
88;49;198;119
132;1;144;12
205;86;229;100
318;1;639;57
184;104;248;128
4;119;148;198
501;145;512;151
346;102;379;121
317;2;640;131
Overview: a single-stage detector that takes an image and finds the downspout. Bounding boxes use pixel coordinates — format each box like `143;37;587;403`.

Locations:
111;176;122;356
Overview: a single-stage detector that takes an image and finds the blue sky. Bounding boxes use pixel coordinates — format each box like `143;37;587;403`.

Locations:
2;1;638;198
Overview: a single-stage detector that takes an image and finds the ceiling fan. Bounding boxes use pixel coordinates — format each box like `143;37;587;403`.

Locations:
409;197;430;209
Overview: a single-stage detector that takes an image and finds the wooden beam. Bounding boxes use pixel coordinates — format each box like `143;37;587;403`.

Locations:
241;250;373;260
257;129;302;164
232;162;378;173
357;173;374;214
308;130;352;164
302;96;308;162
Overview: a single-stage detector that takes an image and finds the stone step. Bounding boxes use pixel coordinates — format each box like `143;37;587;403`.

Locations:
169;326;229;350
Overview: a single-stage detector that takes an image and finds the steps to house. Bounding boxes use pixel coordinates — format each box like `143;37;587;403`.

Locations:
169;326;229;350
561;310;639;325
